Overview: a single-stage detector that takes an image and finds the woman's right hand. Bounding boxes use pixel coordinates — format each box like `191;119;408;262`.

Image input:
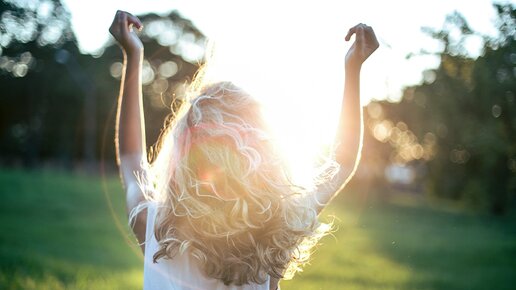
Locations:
344;23;379;71
109;10;144;55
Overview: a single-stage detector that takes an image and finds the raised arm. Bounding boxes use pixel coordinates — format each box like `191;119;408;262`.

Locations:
109;10;147;250
314;24;379;212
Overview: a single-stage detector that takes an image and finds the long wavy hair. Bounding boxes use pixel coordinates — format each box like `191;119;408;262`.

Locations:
132;67;332;285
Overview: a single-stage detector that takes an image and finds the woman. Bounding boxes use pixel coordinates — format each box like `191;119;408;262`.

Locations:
110;10;378;290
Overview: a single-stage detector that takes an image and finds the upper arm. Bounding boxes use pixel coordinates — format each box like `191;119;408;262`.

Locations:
269;277;280;290
126;181;147;253
312;165;354;214
119;154;148;252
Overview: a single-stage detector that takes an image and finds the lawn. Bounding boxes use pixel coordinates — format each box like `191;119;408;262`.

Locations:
0;169;514;290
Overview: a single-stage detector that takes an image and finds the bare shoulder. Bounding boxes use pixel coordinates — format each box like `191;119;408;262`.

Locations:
269;277;280;290
126;181;148;253
312;164;353;214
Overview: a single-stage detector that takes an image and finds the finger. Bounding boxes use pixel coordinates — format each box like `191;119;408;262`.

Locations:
360;25;380;52
345;23;366;41
366;26;380;49
109;10;122;34
116;10;122;20
345;28;354;41
356;25;365;50
345;24;360;41
125;12;143;30
120;12;129;37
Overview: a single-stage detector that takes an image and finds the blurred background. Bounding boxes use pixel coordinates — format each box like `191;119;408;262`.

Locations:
0;0;515;289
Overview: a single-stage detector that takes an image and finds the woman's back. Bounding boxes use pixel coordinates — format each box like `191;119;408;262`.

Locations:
143;202;271;290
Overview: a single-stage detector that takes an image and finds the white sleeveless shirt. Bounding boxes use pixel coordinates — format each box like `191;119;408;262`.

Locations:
143;202;271;290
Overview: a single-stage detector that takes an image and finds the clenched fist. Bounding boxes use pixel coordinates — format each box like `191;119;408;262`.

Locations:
109;10;144;56
345;23;379;70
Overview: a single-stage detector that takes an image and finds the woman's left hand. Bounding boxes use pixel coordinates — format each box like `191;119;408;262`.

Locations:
345;23;379;70
109;10;144;56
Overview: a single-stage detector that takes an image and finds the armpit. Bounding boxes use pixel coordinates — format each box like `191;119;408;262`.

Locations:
309;164;351;212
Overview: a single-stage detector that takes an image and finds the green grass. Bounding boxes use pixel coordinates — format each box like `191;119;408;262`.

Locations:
0;169;515;290
0;169;142;290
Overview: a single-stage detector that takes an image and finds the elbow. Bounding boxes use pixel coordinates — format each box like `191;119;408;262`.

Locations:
335;141;362;170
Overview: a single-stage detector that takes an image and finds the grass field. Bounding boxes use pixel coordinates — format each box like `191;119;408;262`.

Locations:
0;169;515;290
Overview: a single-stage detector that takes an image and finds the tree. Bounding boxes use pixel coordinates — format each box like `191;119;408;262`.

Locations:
360;4;516;214
96;10;205;165
0;1;206;170
0;0;81;167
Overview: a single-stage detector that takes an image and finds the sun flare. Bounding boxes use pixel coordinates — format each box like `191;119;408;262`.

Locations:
196;36;348;186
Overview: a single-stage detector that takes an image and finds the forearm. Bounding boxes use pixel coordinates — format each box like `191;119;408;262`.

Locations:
115;51;147;185
109;10;148;250
312;23;377;213
335;65;363;169
312;67;363;213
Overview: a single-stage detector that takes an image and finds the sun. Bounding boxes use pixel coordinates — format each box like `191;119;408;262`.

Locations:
262;105;338;187
198;35;348;186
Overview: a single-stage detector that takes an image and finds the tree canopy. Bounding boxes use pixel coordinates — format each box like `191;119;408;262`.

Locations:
1;1;514;214
0;0;205;169
359;4;516;214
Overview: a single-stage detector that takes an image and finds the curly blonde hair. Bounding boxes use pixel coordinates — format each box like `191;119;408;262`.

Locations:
134;77;332;286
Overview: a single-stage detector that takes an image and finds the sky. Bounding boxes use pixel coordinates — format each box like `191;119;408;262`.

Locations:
63;0;512;182
64;0;509;101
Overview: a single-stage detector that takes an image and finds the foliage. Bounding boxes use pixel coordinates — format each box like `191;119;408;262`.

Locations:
0;0;80;166
362;4;516;214
0;0;205;168
1;0;515;214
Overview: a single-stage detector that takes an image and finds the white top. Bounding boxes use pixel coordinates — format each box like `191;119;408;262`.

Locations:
143;165;347;290
143;202;271;290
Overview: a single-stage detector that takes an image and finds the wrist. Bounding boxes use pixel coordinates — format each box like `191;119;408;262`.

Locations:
345;61;362;73
123;49;144;62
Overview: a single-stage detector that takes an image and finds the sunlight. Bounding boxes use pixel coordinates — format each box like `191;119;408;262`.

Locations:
184;1;400;185
199;37;344;186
